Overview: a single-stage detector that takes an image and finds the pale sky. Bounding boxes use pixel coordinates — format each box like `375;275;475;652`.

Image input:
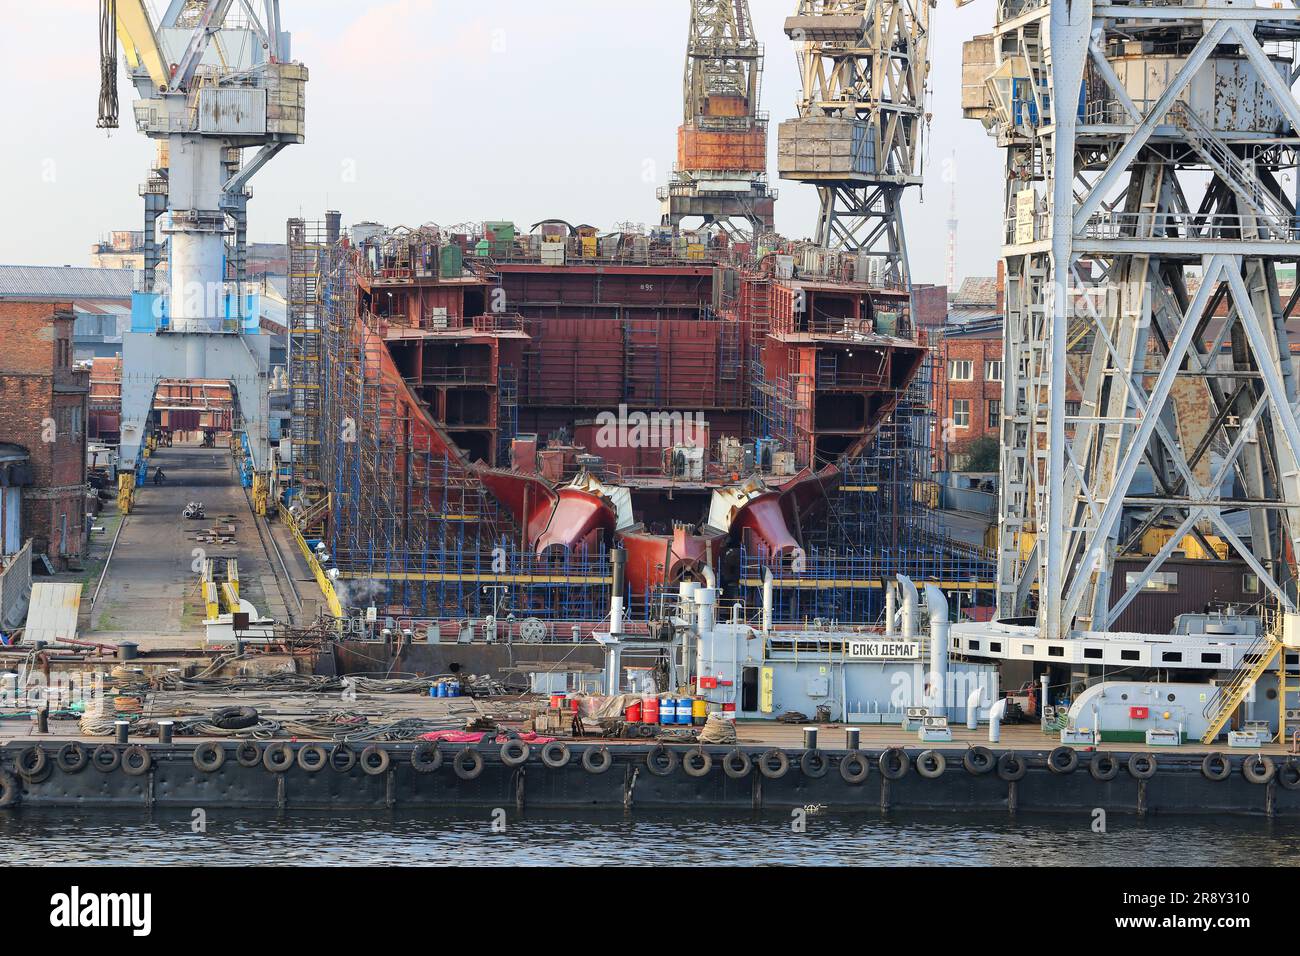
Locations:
0;0;1004;287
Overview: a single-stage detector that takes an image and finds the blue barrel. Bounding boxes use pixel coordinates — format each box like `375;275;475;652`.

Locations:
660;698;675;725
435;682;447;698
678;698;694;725
446;681;461;698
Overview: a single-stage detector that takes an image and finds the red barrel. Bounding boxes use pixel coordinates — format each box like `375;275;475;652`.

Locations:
549;694;566;709
642;696;660;724
625;700;643;724
569;698;581;714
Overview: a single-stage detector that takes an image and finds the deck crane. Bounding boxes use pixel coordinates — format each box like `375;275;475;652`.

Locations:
94;1;307;510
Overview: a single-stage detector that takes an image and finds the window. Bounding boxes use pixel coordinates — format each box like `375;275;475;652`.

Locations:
1064;400;1081;417
952;399;971;428
1125;571;1179;593
987;399;1001;429
985;360;1003;381
948;359;973;381
1243;573;1261;594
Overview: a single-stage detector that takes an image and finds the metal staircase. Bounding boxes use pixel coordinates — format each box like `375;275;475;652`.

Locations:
1200;619;1283;744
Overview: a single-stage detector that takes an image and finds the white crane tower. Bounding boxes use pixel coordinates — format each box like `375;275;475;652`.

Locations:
98;0;307;498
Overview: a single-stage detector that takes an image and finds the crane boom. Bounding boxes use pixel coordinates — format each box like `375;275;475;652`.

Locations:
114;0;170;91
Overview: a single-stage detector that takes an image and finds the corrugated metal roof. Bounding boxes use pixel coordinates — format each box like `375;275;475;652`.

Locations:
0;265;136;300
23;583;82;643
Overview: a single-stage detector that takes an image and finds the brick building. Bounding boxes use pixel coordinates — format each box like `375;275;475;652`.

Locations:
0;301;90;569
936;316;1005;469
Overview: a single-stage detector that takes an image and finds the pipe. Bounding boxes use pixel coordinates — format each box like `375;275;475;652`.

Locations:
924;584;949;717
988;698;1009;743
702;563;717;589
885;584;896;638
610;548;625;636
762;568;773;635
1040;672;1051;732
896;574;919;640
695;585;717;637
966;685;983;730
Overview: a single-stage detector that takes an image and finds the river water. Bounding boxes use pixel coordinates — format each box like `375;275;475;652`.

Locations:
2;808;1298;865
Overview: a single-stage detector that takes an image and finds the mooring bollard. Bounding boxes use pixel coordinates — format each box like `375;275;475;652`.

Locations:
845;727;860;750
115;720;130;745
158;720;174;745
36;707;48;735
803;726;818;750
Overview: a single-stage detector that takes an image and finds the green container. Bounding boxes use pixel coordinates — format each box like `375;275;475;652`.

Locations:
475;239;491;256
439;244;463;278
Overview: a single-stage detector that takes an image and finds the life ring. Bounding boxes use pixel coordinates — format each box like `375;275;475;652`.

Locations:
1242;753;1275;785
56;742;88;775
996;752;1026;782
329;745;357;773
211;706;259;730
500;739;530;768
192;742;225;773
122;745;152;776
839;751;870;785
581;746;612;775
92;744;121;773
1278;759;1300;790
262;742;294;773
1089;753;1119;781
880;747;911;780
360;745;391;776
1127;752;1157;780
410;741;442;773
540;741;571;769
757;749;790;780
0;770;19;809
645;744;678;777
454;747;484;780
17;746;47;779
296;744;328;773
235;741;262;768
1047;746;1078;774
963;746;995;775
683;749;713;778
917;750;946;779
800;749;829;779
723;749;752;779
1201;752;1231;782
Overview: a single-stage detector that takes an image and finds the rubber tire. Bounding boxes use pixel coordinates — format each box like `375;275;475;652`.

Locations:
211;706;259;730
122;745;152;776
56;742;88;775
996;752;1026;782
1048;746;1078;775
1242;753;1275;785
1127;752;1157;781
360;745;390;776
839;751;870;785
454;747;484;780
192;742;225;773
18;746;47;779
235;741;262;768
262;742;294;773
410;741;442;773
1201;751;1231;782
330;745;357;773
683;749;713;778
723;749;752;779
1278;759;1300;790
1089;753;1119;781
800;749;829;779
645;744;678;777
917;750;946;779
0;770;19;809
92;744;121;773
581;746;612;775
757;749;789;780
963;746;995;775
880;747;911;780
297;744;328;773
540;741;571;769
500;739;530;768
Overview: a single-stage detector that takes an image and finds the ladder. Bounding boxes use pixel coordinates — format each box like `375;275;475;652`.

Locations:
1201;621;1284;744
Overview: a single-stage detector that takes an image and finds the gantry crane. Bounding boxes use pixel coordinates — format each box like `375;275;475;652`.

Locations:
659;0;776;239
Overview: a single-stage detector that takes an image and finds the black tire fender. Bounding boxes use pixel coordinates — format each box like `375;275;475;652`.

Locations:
839;750;870;785
996;752;1026;782
1048;746;1078;775
121;745;152;776
297;744;328;773
800;749;829;778
963;746;995;775
56;742;88;775
329;744;357;773
192;742;225;773
917;750;946;779
645;744;678;776
1201;751;1231;782
17;746;47;779
1089;753;1119;781
360;745;390;776
410;741;442;773
1278;759;1300;790
540;741;571;769
581;746;612;775
683;748;713;778
757;749;789;779
1127;752;1157;780
880;746;911;780
235;741;262;768
500;739;530;768
0;770;19;809
454;747;484;780
92;744;121;773
211;706;259;730
1242;753;1275;785
262;742;294;773
723;748;752;779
